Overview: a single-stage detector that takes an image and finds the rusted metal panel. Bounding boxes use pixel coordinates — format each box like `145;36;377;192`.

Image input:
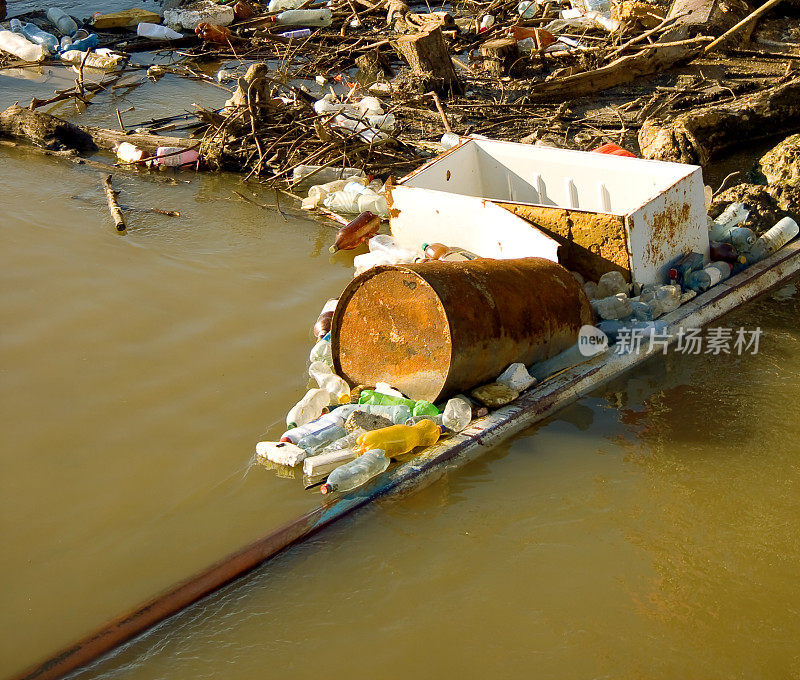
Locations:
494;202;631;281
331;257;593;402
11;242;800;680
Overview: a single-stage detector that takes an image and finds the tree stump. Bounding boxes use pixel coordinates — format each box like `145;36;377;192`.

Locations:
355;48;394;85
478;37;520;78
392;28;463;96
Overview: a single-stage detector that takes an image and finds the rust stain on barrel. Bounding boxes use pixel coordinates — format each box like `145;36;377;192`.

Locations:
331;258;593;402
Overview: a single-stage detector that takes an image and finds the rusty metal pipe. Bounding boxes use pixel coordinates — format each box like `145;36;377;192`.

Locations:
331;257;593;402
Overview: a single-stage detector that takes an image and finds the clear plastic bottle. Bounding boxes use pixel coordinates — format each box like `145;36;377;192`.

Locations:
319;428;365;455
309;361;350;403
309;336;332;365
0;30;46;62
746;217;799;264
137;22;184;40
356;419;441;456
356;403;412;425
442;396;472;432
323;190;362;214
591;293;632;321
357;96;384;115
60;48;123;70
708;202;749;240
46;7;79;36
298;424;347;454
641;284;682;318
595;270;628;298
320;448;389;494
281;404;357;443
11;20;59;54
275;9;333;26
517;0;538;18
357;192;388;218
286;388;330;429
303;448;358;479
684;261;732;292
405;414;444;427
292;164;363;185
369;234;417;261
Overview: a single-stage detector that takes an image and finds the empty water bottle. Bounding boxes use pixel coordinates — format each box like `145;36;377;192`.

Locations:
309;336;332;365
46;8;78;36
275;9;333;26
405;414;444;428
138;22;184;40
329;211;381;253
67;33;99;52
709;202;749;241
595;270;628;298
298;424;347;454
746;217;799;264
319;428;365;455
668;252;704;286
320;448;389;494
309;361;350;403
268;0;306;10
286;388;330;429
11;20;58;54
0;30;45;62
442;396;472;432
684;261;732;292
282;404;357;444
313;299;337;339
591;293;632;321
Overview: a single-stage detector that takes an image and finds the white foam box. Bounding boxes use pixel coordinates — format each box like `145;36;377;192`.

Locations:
387;138;709;286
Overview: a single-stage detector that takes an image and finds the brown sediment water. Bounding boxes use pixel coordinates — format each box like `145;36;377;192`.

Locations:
3;4;800;678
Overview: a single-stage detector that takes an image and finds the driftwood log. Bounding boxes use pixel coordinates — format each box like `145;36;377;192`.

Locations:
392;28;463;96
102;174;127;232
638;75;800;166
0;104;96;152
524;40;704;101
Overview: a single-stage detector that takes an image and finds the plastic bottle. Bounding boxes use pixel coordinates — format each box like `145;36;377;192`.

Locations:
0;31;46;62
298;424;348;454
746;217;799;264
591;293;632;321
281;404;358;444
359;390;415;409
442;396;472;432
330;211;381;253
11;20;59;54
155;146;200;167
479;14;495;31
319;428;365;455
233;0;256;20
667;251;705;286
684;261;732;292
422;242;479;262
46;8;78;36
275;9;333;26
286;388;330;429
293;165;364;185
67;33;99;52
517;0;538;18
595;270;628;298
369;234;416;261
309;336;332;365
320;448;389;494
309;361;350;403
195;22;232;43
313;299;337;339
357;419;441;456
718;227;756;253
412;400;440;417
405;414;444;428
138;22;184;40
708;202;749;241
710;241;746;264
356;403;412;425
357;192;388;218
357;96;384;116
60;49;123;70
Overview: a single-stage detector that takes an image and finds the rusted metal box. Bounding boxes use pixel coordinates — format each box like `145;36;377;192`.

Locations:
387;138;709;286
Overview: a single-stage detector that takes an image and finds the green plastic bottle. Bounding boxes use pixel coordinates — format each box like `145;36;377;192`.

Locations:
358;390;415;409
412;400;439;417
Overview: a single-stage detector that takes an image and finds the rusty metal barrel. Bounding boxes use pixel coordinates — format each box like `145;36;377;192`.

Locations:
331;257;593;402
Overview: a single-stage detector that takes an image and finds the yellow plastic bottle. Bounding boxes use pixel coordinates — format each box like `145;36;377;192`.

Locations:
356;419;441;457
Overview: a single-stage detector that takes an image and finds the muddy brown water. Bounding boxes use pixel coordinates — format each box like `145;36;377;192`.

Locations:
2;4;800;678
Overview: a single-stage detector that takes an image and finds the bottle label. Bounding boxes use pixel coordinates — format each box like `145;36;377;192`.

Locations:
706;266;723;286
